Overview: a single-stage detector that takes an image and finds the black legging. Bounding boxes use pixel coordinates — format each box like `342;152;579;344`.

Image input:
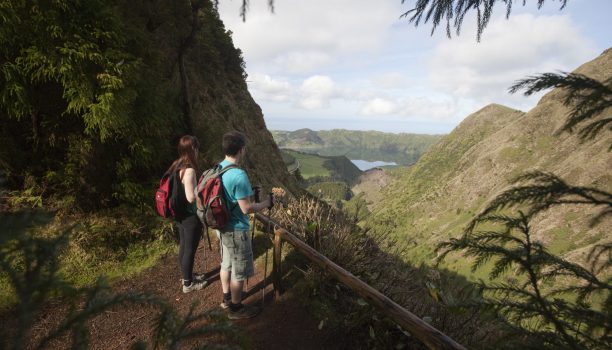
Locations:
177;214;202;283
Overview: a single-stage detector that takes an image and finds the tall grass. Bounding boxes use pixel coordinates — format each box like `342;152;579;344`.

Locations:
270;193;505;349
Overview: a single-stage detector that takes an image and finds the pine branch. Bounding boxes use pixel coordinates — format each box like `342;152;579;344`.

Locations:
468;171;612;231
268;0;275;13
240;0;249;22
586;243;612;275
509;72;612;143
401;0;568;41
438;203;609;349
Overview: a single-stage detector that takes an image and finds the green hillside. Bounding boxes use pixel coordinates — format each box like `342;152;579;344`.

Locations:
281;149;362;184
272;129;442;165
367;50;612;279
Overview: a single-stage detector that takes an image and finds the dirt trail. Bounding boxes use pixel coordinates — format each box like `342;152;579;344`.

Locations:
2;238;345;349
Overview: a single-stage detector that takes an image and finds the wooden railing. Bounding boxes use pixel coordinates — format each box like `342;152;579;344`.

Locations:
255;213;467;350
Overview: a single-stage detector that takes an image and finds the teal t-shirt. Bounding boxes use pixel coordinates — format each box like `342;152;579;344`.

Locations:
220;160;254;231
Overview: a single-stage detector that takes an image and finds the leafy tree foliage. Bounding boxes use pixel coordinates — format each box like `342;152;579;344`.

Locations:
0;0;247;210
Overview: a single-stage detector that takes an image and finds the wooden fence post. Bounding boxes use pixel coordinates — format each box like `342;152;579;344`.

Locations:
255;213;466;350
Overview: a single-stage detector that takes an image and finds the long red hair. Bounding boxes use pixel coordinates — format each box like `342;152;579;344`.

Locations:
168;135;200;176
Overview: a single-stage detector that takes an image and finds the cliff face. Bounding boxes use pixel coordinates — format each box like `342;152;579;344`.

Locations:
151;1;300;194
190;76;299;194
368;49;612;270
0;0;299;209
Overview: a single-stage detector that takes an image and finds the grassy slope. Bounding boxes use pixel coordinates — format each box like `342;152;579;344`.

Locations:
0;209;175;308
280;149;362;183
282;150;330;178
367;50;612;279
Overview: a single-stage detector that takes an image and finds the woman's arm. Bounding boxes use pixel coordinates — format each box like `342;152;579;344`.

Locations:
182;168;197;203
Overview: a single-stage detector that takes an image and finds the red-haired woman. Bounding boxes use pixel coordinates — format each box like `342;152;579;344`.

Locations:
167;135;207;293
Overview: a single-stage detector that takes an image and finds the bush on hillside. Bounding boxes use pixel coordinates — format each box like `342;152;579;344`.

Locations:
343;192;370;223
307;182;352;203
271;195;504;349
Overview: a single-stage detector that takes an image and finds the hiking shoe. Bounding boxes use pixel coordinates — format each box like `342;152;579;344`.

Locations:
228;304;261;320
193;273;207;282
180;274;207;284
182;280;208;293
220;299;231;310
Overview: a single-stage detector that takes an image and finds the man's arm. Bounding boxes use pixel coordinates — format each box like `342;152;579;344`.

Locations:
237;196;272;214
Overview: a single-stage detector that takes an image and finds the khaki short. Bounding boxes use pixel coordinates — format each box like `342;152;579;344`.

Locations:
218;229;254;281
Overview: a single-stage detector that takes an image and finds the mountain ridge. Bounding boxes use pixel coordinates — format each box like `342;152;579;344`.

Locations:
367;49;612;273
272;128;443;166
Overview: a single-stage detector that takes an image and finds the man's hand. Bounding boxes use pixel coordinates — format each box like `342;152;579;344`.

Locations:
268;192;275;209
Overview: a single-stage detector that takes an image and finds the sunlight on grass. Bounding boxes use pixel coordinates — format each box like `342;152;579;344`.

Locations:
60;239;175;288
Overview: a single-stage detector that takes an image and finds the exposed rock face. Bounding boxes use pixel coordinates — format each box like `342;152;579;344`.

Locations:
191;83;300;195
176;7;301;195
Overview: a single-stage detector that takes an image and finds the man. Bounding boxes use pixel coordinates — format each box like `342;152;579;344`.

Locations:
218;130;272;319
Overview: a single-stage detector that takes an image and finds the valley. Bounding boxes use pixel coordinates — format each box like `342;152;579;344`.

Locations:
275;132;431;218
272;129;442;166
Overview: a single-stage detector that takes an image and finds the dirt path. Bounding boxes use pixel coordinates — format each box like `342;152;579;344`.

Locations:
2;237;344;349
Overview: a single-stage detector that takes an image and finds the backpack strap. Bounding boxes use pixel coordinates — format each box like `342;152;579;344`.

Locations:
218;163;241;214
218;163;240;175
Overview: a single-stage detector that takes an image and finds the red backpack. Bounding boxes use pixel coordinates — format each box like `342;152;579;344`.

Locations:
195;164;239;228
155;170;185;218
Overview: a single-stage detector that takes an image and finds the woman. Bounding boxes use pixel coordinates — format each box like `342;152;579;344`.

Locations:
167;135;207;293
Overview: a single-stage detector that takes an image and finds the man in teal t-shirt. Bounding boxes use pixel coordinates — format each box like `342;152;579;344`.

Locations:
218;131;273;320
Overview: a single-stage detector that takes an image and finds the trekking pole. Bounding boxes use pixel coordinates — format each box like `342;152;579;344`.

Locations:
246;186;260;289
200;226;210;276
205;226;212;251
262;192;273;307
251;186;261;243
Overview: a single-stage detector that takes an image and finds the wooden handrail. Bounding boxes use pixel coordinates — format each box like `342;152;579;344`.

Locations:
255;213;466;350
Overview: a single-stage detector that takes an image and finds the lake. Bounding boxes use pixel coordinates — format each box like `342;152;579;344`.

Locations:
350;159;397;171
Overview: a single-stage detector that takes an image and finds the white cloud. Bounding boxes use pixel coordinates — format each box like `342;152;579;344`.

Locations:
371;72;411;89
360;97;397;115
359;95;462;120
298;75;337;110
397;96;460;120
273;52;332;73
218;0;399;73
217;3;608;133
247;74;292;102
429;14;598;107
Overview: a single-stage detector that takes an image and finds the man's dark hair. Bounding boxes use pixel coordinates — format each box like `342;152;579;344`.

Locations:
222;131;246;156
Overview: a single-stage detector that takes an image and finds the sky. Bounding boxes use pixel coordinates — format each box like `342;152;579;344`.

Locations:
217;0;612;134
